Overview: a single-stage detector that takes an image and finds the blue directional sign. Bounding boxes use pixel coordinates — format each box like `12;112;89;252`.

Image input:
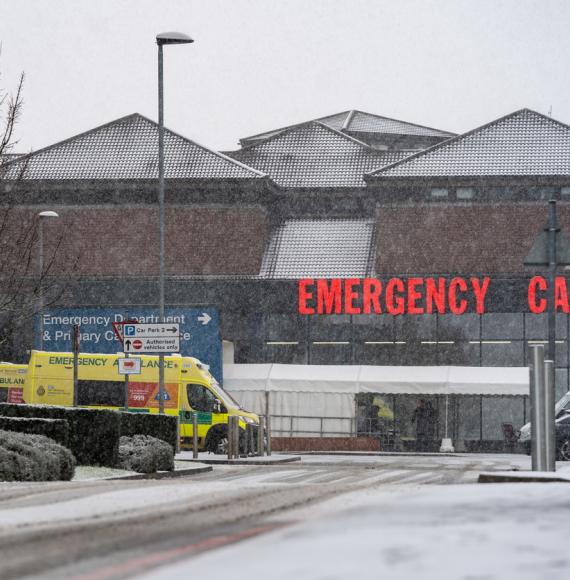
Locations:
124;325;136;337
36;307;223;384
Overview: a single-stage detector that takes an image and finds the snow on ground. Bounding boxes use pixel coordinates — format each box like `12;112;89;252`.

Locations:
72;460;204;481
0;480;240;532
296;452;533;467
72;465;138;480
138;481;570;580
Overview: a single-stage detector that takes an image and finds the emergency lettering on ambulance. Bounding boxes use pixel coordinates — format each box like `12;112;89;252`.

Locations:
21;350;259;454
0;362;27;404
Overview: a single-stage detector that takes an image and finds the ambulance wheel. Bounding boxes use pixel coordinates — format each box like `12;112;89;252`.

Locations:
205;426;228;455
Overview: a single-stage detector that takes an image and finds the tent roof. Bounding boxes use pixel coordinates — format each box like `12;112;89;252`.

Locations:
223;364;529;396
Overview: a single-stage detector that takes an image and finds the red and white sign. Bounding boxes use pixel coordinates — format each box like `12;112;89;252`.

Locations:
127;382;178;409
7;388;24;404
123;336;179;353
118;357;142;375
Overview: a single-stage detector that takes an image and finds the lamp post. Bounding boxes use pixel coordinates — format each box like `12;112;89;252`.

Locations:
37;210;59;349
156;32;193;413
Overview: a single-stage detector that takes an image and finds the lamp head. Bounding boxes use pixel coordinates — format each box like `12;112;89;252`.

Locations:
38;211;59;218
156;32;194;46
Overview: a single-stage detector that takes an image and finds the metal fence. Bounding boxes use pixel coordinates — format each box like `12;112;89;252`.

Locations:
270;414;356;437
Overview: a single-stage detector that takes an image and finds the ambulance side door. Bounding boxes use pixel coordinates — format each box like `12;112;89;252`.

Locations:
185;383;226;443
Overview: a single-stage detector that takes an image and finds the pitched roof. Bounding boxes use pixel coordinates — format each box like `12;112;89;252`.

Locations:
228;122;409;188
319;110;455;138
240;110;455;146
2;114;265;181
369;109;570;179
260;218;375;278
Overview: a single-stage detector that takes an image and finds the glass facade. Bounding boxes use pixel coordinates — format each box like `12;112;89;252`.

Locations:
229;312;569;396
355;392;528;451
224;297;570;449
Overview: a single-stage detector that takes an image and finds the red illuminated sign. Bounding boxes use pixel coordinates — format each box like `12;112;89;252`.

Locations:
298;276;570;315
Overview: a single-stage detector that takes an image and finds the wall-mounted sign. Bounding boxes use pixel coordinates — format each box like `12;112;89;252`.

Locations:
37;307;222;383
298;276;570;316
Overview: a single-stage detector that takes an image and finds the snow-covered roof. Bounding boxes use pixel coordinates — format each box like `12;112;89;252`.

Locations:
260;218;375;278
319;110;455;138
240;109;455;146
2;114;266;181
368;109;570;178
228;122;409;188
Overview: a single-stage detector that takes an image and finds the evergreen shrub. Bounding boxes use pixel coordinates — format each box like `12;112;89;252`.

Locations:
0;404;120;466
118;434;174;473
0;416;69;447
0;430;75;481
120;411;178;450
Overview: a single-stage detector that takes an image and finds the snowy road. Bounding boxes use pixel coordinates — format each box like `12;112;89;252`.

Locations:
0;453;543;579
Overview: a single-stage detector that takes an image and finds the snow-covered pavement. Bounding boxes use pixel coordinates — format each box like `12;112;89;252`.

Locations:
0;453;564;579
139;481;570;580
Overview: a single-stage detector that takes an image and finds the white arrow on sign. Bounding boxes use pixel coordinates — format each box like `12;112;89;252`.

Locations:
198;312;211;326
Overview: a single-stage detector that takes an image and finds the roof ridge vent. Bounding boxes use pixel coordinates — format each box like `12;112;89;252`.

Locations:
341;110;356;132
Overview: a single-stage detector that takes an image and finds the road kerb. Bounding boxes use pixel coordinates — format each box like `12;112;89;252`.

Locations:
478;471;570;483
107;465;213;481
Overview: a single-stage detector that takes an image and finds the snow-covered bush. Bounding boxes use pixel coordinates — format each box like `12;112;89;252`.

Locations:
118;434;174;474
0;430;76;481
0;404;120;466
0;416;70;447
120;412;178;451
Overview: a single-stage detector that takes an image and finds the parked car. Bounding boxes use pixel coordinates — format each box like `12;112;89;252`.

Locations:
519;403;570;461
556;411;570;461
519;391;570;448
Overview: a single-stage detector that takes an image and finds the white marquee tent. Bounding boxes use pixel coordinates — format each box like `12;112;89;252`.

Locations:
223;364;529;437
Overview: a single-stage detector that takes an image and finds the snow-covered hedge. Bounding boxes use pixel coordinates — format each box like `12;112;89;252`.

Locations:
118;434;174;473
0;430;76;481
0;404;120;467
0;416;69;447
120;411;178;451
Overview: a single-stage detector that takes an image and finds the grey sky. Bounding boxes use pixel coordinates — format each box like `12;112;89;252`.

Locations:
1;0;569;153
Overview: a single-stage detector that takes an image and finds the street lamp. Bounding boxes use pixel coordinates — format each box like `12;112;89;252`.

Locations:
38;210;59;350
156;31;193;413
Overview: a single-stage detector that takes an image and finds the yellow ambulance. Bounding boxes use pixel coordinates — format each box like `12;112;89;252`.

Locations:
21;350;259;453
0;362;27;404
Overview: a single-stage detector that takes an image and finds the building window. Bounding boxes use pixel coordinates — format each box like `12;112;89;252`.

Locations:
438;313;480;341
561;186;570;197
265;342;307;364
265;314;306;341
430;188;448;199
481;341;524;366
310;315;352;342
482;314;523;340
528;186;556;200
395;315;436;341
352;314;394;342
437;342;481;366
456;187;475;200
310;342;352;364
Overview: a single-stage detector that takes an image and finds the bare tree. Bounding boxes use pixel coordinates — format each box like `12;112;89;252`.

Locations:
0;69;24;166
0;65;64;359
